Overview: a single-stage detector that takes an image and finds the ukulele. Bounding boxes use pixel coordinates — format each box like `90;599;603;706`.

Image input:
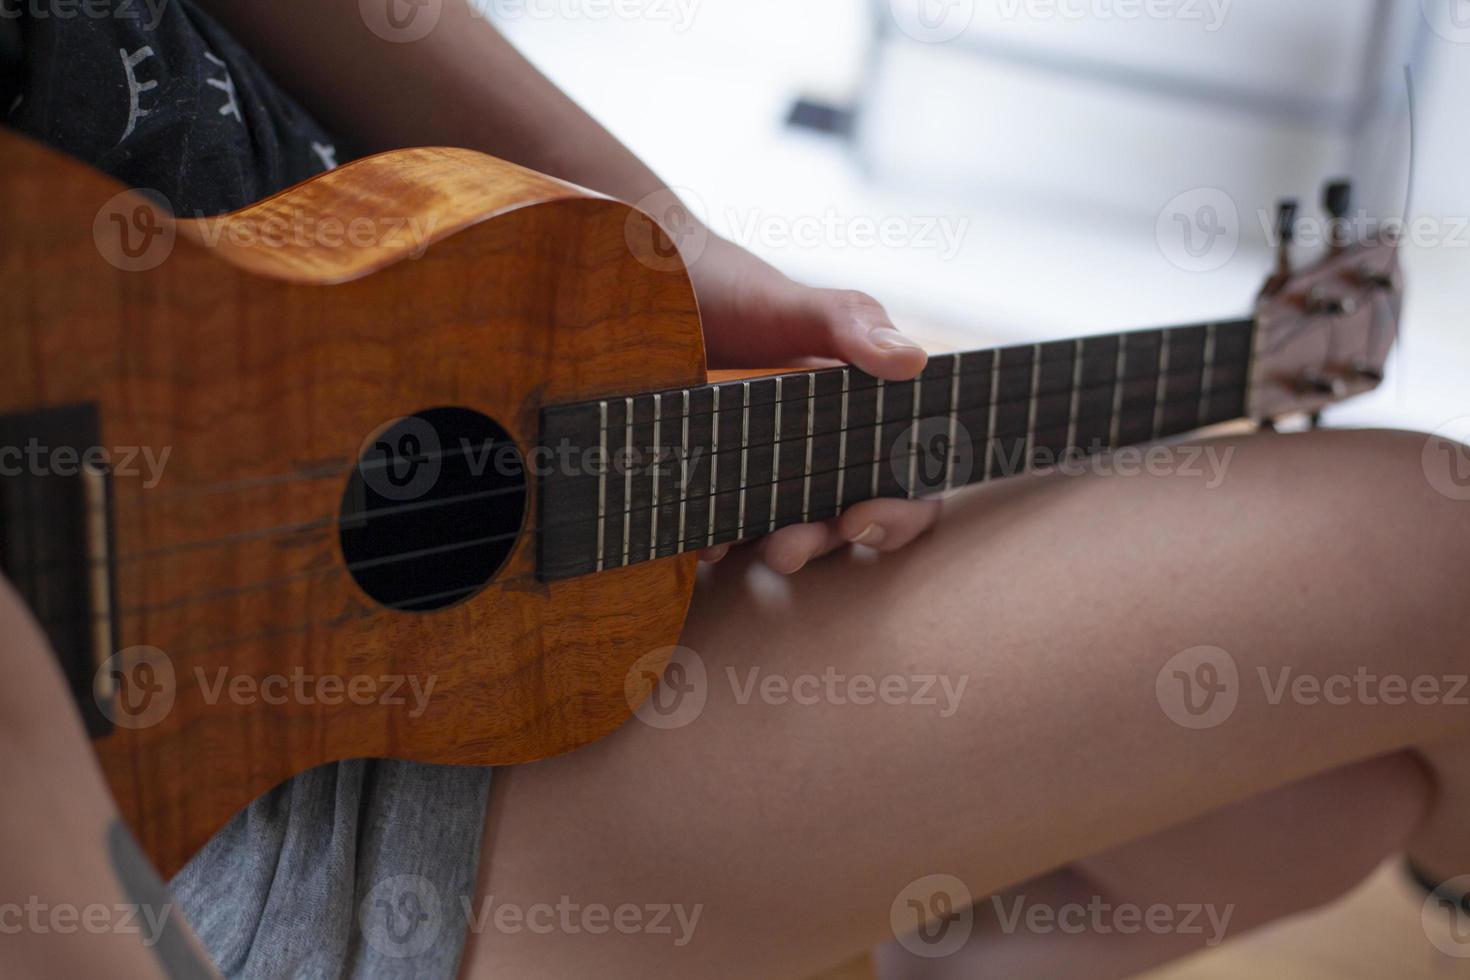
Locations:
0;128;1401;876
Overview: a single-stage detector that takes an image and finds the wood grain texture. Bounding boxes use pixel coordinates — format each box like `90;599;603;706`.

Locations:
0;129;706;876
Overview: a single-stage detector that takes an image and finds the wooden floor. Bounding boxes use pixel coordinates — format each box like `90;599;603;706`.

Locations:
1142;863;1470;980
810;863;1470;979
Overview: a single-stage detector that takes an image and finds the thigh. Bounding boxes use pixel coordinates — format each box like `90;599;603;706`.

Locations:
462;428;1470;980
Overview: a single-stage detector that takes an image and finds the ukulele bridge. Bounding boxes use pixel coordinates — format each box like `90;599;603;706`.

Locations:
0;403;118;737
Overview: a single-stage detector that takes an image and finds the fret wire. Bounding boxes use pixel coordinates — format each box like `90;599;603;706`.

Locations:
573;360;1247;501
836;368;850;511
1152;330;1172;439
621;396;634;567
1065;338;1084;456
629;368;1209;464
871;378;886;499
678;390;690;554
650;392;661;560
769;376;783;534
983;354;1001;482
706;385;720;548
737;381;750;541
542;378;1257;569
801;373;815;522
945;352;962;491
596;400;608;573
576;322;1255;435
1109;342;1127;449
907;372;922;498
1024;344;1042;472
1200;322;1218;423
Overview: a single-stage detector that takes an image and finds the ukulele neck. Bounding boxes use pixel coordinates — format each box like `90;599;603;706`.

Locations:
537;318;1256;581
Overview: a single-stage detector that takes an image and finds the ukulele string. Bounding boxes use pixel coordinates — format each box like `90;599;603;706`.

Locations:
29;360;1239;580
24;379;1250;655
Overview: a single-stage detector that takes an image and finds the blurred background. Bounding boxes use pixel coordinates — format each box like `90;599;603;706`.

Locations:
478;3;1466;976
480;0;1466;437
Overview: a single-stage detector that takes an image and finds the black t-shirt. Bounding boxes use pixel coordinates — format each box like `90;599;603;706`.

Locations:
2;0;340;215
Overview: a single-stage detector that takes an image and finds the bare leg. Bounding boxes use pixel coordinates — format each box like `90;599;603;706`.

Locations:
461;428;1470;979
0;580;217;979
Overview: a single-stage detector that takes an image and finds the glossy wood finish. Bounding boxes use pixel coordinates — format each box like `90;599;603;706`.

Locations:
0;130;705;876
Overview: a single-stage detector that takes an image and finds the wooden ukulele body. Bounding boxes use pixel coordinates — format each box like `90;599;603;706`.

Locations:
0;130;704;876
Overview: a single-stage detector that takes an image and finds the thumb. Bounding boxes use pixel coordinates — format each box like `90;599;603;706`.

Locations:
801;288;928;381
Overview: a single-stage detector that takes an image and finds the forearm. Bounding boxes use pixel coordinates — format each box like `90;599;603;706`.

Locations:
194;0;669;205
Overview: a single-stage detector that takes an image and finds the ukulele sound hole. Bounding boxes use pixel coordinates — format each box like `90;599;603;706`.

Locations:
339;407;526;612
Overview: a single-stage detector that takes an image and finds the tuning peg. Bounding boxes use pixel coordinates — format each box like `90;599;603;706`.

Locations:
1274;198;1298;278
1307;286;1358;317
1350;358;1385;384
1324;179;1353;248
1359;264;1395;291
1298;369;1347;398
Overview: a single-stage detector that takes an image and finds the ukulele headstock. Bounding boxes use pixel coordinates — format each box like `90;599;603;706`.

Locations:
1248;181;1403;423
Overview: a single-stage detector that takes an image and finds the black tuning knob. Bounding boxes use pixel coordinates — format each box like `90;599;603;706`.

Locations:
1307;286;1358;317
1275;198;1299;245
1351;359;1385;384
1299;370;1346;398
1324;179;1353;248
1273;198;1298;280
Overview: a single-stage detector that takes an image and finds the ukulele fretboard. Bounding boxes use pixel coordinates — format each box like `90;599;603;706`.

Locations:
537;319;1254;581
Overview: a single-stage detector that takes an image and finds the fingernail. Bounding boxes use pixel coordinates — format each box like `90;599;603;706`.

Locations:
868;327;923;352
849;524;887;546
704;545;731;563
780;553;809;575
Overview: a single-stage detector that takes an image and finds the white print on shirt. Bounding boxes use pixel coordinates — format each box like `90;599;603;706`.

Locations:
118;45;159;143
311;141;339;170
203;51;243;125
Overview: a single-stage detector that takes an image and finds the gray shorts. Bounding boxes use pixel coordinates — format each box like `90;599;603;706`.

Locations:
170;761;494;979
